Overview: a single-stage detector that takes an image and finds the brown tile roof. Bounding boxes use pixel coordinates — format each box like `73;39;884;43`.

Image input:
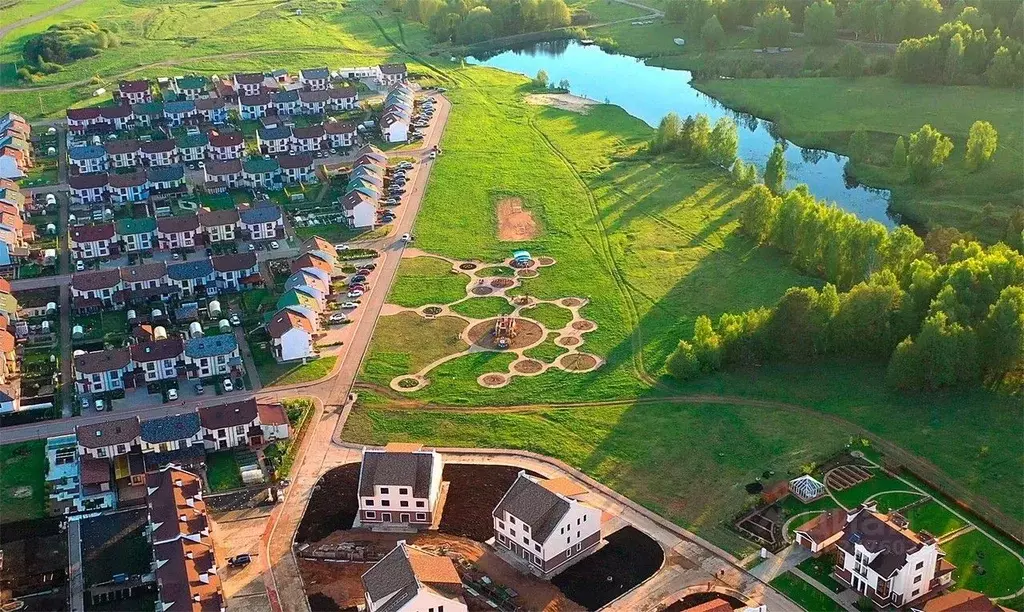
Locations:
68;172;109;190
204;158;242;176
67;107;102;121
99;105;134;119
257;402;288;426
795;510;849;544
208;131;243;148
266;308;312;338
198;208;239;227
234;72;265;85
118;79;149;93
298;89;330;103
291;124;324;140
140;139;176;154
108;170;148;188
539;476;589;498
922;590;1006;612
325;120;357;135
147;466;206;541
407;546;462;586
80;456;112;485
211;252;256;272
300;236;337;259
195;97;225;111
105;139;140;155
330;86;356;98
76;416;141;449
199;397;258;430
129;337;183;363
71;268;122;291
277;153;313;170
379;63;407;75
120;262;166;283
290;252;333;275
240;92;272;106
157;214;200;234
70;223;115;243
74;348;131;374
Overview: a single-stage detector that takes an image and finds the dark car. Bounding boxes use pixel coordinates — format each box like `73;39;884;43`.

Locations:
363;262;377;270
228;554;252;567
357;268;372;275
351;275;367;283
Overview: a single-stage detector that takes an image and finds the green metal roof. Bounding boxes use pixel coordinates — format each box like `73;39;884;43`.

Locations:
176;133;209;149
243;157;280;174
116;217;157;235
175;76;208;90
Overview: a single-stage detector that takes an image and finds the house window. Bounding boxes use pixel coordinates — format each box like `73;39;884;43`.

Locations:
381;487;389;494
399;487;408;495
534;544;541;552
576;543;582;552
916;561;924;570
365;511;375;519
416;500;424;508
912;589;920;598
381;500;390;507
523;525;529;533
365;500;374;506
415;513;425;521
510;529;516;537
913;575;922;584
235;426;244;435
400;500;408;507
577;518;581;525
509;516;515;524
498;521;504;529
118;444;127;454
97;448;108;458
583;515;587;522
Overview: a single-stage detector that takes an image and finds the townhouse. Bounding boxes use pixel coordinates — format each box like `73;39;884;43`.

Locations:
257;403;290;441
278;153;314;185
284;266;331;297
139;138;178;166
69;145;108;174
239;92;272;120
300;67;331;91
116;217;156;252
199;397;262;450
362;541;468;612
166;259;215;297
233;72;265;96
291;124;325;153
342;189;377;229
119;261;168;299
147;164;186;197
198;209;239;243
176;133;209;162
101;105;135;131
129;338;183;384
204;158;243;189
298;89;329;115
171;75;208;100
162;100;197;127
277;285;325;313
267;307;316;362
272;89;299;115
105;139;140;169
328;86;358;111
71;269;123;312
211;252;259;290
207;131;244;160
380;105;411;143
73;348;132;395
108;169;150;203
132;102;163;129
325;120;357;149
300;234;338;260
195;96;228;124
242;157;281;190
378;62;408;87
75;416;141;460
257;125;292;155
183;333;241;380
357;444;443;528
69;172;108;206
70;223;118;260
238;204;284;240
492;471;602;577
139;412;203;457
67;107;105;134
116;79;152;105
156;215;200;250
290;251;335;277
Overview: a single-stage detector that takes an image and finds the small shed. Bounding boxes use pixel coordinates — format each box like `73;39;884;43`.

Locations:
789;475;826;503
189;321;203;337
218;319;231;334
209;300;222;318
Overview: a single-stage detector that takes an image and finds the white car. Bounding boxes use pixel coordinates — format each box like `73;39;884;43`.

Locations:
223;379;233;392
347;289;364;298
329;313;347;323
429;151;437;159
94;399;105;412
270;241;280;250
75;260;85;271
397;162;413;170
341;301;359;309
167;388;178;401
197;161;205;169
401;233;411;242
334;243;349;251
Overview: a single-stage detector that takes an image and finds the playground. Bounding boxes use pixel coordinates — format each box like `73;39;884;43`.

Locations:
381;250;604;392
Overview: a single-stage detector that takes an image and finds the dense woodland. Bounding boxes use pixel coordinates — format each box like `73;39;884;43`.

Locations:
390;0;573;43
19;21;119;81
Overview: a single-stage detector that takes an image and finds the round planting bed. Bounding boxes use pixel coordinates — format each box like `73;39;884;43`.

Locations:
572;320;595;331
470;286;493;296
490;278;515;289
513;359;544;374
560;353;598;372
467;318;544;351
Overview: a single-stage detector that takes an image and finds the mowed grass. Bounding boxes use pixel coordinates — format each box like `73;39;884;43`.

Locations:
205;451;242;491
830;470;910;509
695;77;1024;242
449;296;514;319
941;529;1024;598
522;332;567;363
868;491;925;513
362;312;468;380
796;555;843;593
521;302;573;330
770;572;843;612
905;501;967;537
259;355;337;387
387;257;468;308
342;399;858;556
0;441;47;523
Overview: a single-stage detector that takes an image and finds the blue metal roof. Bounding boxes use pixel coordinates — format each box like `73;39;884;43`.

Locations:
166;258;214;280
140;412;201;443
69;145;106;160
184;333;238;358
238;205;282;225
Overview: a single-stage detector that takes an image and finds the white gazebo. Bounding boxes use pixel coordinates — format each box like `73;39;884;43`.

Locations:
789;475;826;503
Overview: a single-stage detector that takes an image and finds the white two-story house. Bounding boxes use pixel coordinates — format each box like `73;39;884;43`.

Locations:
129;338;183;384
357;444;443;528
75;416;141;460
362;541;468;612
199;398;262;450
73;348;132;395
183;333;240;380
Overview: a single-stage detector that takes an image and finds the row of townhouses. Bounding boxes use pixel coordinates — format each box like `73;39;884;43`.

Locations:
0;179;34;266
67;165;185;205
0;276;20;413
256;119;357;155
69;130;245;173
341;145;387;229
0;112;31;180
68;205;283;258
380;84;414;143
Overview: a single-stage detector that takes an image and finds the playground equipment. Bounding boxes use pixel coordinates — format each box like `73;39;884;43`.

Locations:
493;316;518;349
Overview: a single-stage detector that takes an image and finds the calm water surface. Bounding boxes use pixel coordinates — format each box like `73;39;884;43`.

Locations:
468;40;896;227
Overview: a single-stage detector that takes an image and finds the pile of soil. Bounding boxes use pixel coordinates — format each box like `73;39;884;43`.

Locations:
471;286;493;296
665;593;748;612
572;320;595;331
468;318;544;350
302;560;366;612
560;353;597;371
513;359;544;374
491;278;515;289
439;465;539;541
296;463;360;544
552;526;664;610
496;197;539;241
561;298;582;307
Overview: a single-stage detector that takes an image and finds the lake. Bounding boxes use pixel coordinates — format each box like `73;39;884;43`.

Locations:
468;40;896;227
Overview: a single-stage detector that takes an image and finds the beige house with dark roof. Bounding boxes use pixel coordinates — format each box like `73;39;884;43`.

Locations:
362;541;467;612
75;416;141;459
74;348;132;394
357;443;443;528
199;397;262;450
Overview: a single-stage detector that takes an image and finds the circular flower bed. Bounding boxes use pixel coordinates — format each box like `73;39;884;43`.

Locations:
423;306;443;316
491;278;515;289
559;353;598;371
513;359;544;374
557;336;581;347
561;298;582;307
459;263;477;270
517;269;538;278
471;286;493;296
572;320;595;331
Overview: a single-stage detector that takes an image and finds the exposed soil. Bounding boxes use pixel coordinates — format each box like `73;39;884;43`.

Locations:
524;93;597;114
468;318;544;350
561;298;582;307
423;306;443;316
514;359;544;374
471;286;493;296
496;197;539;241
459;262;478;270
513;296;531;306
572;320;595;331
481;374;507;387
537;256;556;266
517;269;539;278
560;353;598;371
557;336;581;347
300;559;366;612
490;278;515;289
296;463;360;544
439;464;539;541
552;526;664;610
664;593;747;612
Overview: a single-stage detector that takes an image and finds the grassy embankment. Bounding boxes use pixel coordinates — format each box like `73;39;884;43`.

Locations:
695;77;1024;242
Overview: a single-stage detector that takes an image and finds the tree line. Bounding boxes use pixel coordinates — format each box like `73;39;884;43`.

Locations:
668;181;1024;392
649;112;741;173
20;21;119;81
395;0;572;44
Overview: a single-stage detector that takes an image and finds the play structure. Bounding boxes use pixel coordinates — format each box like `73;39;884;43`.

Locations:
493;316;518;349
510;250;532;268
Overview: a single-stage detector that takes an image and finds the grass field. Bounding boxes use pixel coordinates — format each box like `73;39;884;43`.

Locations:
941;529;1024;598
362;312;468;381
905;501;967;537
342;398;858;555
205;451;243;491
522;333;567;362
796;556;843;593
448;296;514;319
387;257;469;308
769;572;843;611
521;302;573;330
256;354;337;387
695;77;1024;242
868;491;924;513
831;471;911;509
0;441;46;523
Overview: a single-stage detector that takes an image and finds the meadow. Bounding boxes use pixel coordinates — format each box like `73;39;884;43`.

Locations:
0;440;46;523
696;77;1024;242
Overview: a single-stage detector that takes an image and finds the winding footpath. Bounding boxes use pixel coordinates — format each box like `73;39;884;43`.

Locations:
0;0;88;42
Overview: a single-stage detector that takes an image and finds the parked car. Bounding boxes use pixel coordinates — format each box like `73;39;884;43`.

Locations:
341;301;359;309
222;379;234;393
329;313;347;323
334;243;349;251
270;241;280;250
384;198;399;206
347;289;364;298
389;188;405;196
247;243;255;252
349;283;366;291
206;247;214;257
397;162;413;170
95;399;105;412
429;151;437;159
228;554;252;568
379;215;395;224
75;260;85;271
351;275;366;283
197;161;205;169
172;252;181;260
357;268;372;275
194;382;205;395
401;233;412;242
229;313;242;327
166;388;178;401
80;396;90;411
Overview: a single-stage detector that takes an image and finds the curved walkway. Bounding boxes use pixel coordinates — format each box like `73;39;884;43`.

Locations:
0;0;88;42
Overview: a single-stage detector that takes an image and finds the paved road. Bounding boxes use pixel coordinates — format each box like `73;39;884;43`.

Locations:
67;517;84;612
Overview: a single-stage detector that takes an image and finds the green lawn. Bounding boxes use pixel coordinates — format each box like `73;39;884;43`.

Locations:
520;302;573;330
343;398;858;556
869;491;925;513
695;77;1024;242
769;572;843;612
0;441;47;523
831;471;910;509
294;224;387;243
796;556;843;594
449;296;514;320
263;398;314;478
940;529;1024;598
205;451;242;491
522;333;567;363
73;311;128;343
387;257;469;308
258;355;337;387
361;312;468;381
905;501;967;538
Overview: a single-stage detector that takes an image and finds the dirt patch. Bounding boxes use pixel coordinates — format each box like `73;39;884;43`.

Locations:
517;268;539;278
572;320;594;331
665;593;748;612
561;298;582;307
459;262;477;270
513;295;531;306
513;359;544;374
471;286;493;296
524;93;597;114
439;464;540;541
496;197;539;241
557;336;580;347
296;463;360;544
468;318;544;350
422;306;442;316
560;353;597;371
552;526;664;610
8;486;32;498
301;559;366;611
480;373;507;387
491;277;515;289
537;256;556;266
